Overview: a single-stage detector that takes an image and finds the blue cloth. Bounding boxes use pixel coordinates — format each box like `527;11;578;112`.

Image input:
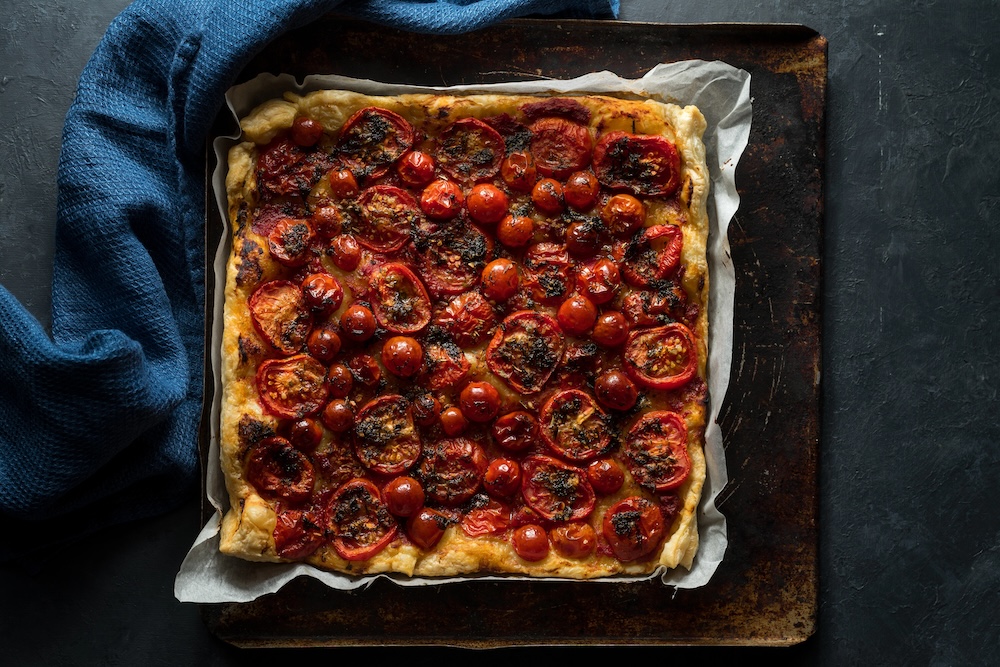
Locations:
0;0;618;560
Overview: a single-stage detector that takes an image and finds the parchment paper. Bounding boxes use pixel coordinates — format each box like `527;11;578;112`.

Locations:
175;61;751;603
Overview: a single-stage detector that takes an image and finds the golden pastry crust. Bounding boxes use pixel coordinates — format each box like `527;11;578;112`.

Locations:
218;90;710;579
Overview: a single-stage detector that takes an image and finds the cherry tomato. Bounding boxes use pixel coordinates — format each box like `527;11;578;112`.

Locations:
248;280;312;355
497;214;535;248
381;336;423;378
326;362;354;398
484;458;521;497
327;234;361;271
383;476;425;517
256;354;329;419
328;169;359;199
245;436;315;502
268;217;315;267
419;179;465;220
439;406;469;437
529;117;593;179
407;507;449;549
586;458;626;495
622;322;698;390
593;131;681;197
575;258;621;305
411;393;441;427
321;398;355;433
600;193;645;237
272;502;325;559
485;311;565;394
462;498;512;537
435;291;497;347
328;478;399;561
591;311;630;348
621;411;691;492
290;116;324;147
334;107;414;182
520;454;596;522
353;395;421;475
557;293;598;336
602;496;665;561
283;417;324;451
594;369;639;412
565;220;601;257
492;411;539;452
538;388;612;462
550;522;597;559
347;353;382;387
620;224;684;287
458;381;501;423
481;258;519;302
563;170;600;210
467;183;509;224
396;150;436;187
257;136;332;197
310;205;343;239
412;220;493;296
512;524;549;561
357;185;420;252
531;177;565;215
306;325;341;362
301;272;344;315
521;242;574;305
422;340;471;391
368;263;432;334
339;303;376;342
436;117;505;183
501;151;538;192
621;288;687;328
417;438;488;506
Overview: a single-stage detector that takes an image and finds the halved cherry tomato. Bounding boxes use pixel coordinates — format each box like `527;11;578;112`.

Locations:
397;150;436;187
501;151;537;192
290;116;324;147
557;293;598;336
334;107;414;182
520;454;595;522
496;214;535;248
467;183;509;224
436;117;505;183
538;389;612;462
586;458;626;495
435;291;497;347
480;259;519;302
256;354;329;419
484;458;521;498
492;410;539;452
531;177;565;215
272;501;326;559
591;311;630;348
620;225;684;287
563;170;600;210
621;410;691;492
575;258;621;305
511;524;549;561
458;381;501;423
417;438;488;507
301;272;344;315
600;193;645;236
622;322;698;390
353;395;421;475
383;475;425;517
339;303;376;342
485;311;565;394
267;217;315;267
412;219;493;296
462;498;511;537
407;507;449;549
328;478;399;561
422;338;471;391
420;179;465;220
529;117;593;179
592;131;681;197
245;436;315;503
602;496;666;561
550;522;597;559
521;242;574;305
594;369;639;412
248;280;312;355
367;262;432;334
356;185;420;253
382;336;424;378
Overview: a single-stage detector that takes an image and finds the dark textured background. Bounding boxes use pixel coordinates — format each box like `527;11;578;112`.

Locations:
2;1;998;664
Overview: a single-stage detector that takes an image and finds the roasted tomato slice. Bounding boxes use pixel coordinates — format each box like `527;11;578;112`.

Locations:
538;389;612;462
328;478;399;561
529;117;593;179
421;334;471;390
256;354;329;419
520;454;595;522
619;225;684;287
245;436;315;503
257;135;333;198
621;285;688;328
417;438;489;507
621;410;691;492
353;394;421;475
622;322;698;390
461;497;512;537
356;185;420;253
334;107;414;182
267;217;316;267
602;496;665;561
521;242;574;305
485;311;565;394
435;117;505;183
367;262;432;334
248;280;312;355
272;500;326;560
434;291;497;347
412;219;493;297
592;131;681;197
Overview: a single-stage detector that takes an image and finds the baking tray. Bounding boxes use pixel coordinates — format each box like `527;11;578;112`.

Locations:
199;17;825;647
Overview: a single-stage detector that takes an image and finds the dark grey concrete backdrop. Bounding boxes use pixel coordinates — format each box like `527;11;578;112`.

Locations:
2;1;998;664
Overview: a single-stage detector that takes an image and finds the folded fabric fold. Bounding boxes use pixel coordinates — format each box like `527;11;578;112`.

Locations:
0;0;619;561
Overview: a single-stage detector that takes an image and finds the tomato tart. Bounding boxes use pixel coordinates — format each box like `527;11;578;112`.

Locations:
218;89;711;579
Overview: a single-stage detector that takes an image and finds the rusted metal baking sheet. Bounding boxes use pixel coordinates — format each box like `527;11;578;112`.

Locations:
200;17;825;647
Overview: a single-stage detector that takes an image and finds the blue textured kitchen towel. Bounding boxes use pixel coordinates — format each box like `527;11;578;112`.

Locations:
0;0;618;560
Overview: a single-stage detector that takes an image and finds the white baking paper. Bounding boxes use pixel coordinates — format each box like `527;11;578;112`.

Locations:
175;61;751;603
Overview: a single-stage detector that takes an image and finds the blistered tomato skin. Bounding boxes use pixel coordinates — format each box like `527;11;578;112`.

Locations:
397;150;436;187
531;178;565;215
382;336;424;378
407;508;448;549
420;179;465;220
328;234;361;271
290;116;324;147
512;524;550;562
339;304;377;343
459;381;501;423
497;215;534;248
383;476;426;517
550;522;597;559
467;183;509;225
481;259;519;302
484;458;522;497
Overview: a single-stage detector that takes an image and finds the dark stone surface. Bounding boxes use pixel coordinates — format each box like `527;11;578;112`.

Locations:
1;1;998;664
